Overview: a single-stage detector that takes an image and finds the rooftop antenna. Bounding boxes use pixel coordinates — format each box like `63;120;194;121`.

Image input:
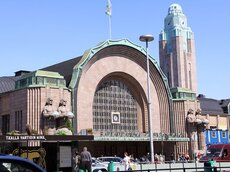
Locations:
105;0;112;39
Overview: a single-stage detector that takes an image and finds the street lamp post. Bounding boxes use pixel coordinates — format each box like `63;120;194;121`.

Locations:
139;34;154;163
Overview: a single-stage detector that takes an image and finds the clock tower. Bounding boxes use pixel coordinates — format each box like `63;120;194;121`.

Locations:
159;4;197;94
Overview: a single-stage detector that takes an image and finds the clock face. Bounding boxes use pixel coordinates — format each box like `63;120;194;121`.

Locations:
113;115;118;122
111;112;120;124
181;21;185;27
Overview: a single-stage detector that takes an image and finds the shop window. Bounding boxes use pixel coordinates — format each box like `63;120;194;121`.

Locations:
2;114;10;134
15;110;23;132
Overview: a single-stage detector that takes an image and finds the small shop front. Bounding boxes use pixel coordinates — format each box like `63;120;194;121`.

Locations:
0;135;94;172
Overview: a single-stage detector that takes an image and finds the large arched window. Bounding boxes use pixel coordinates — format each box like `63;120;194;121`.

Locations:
93;80;137;133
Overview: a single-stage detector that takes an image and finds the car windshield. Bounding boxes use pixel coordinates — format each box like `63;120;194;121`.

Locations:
0;160;44;172
98;157;121;163
206;148;222;157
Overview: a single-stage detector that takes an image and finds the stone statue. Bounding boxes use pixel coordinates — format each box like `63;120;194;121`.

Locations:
57;99;68;117
195;109;202;124
195;109;209;125
186;108;209;125
186;109;196;123
43;98;54;117
57;99;74;118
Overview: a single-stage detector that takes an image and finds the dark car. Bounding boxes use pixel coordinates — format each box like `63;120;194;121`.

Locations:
0;155;46;172
200;144;230;162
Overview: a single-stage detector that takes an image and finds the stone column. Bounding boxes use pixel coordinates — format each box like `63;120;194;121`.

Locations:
195;109;209;153
186;109;198;158
188;123;198;158
197;124;206;151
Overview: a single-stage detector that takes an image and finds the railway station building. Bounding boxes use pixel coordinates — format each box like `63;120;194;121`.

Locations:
0;3;229;171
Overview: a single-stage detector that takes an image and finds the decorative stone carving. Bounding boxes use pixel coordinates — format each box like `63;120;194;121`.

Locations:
203;119;209;125
186;108;208;157
186;108;209;126
186;109;196;123
47;128;56;135
195;109;209;126
43;126;56;135
52;111;60;119
57;99;67;117
43;98;58;118
43;98;54;117
57;99;74;119
43;98;60;118
42;98;74;135
67;111;74;118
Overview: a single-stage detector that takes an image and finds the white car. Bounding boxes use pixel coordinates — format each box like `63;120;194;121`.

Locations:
92;159;107;172
92;156;123;172
97;156;123;165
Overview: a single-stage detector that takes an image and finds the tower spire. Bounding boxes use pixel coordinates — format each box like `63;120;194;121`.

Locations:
159;4;197;94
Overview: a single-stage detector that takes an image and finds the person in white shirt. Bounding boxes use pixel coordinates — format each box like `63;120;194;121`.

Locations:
123;152;131;171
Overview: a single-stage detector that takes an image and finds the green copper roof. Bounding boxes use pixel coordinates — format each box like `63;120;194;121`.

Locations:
168;4;183;14
171;87;196;100
159;3;194;53
171;87;195;94
15;70;66;89
20;70;64;79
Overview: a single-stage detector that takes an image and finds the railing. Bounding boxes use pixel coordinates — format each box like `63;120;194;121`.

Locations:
107;161;230;172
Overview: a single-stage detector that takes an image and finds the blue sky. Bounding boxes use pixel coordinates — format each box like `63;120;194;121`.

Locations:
0;1;229;100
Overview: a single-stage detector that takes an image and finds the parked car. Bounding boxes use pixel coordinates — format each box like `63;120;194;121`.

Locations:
97;156;123;165
92;157;107;172
0;155;46;172
93;156;139;171
136;156;150;164
92;156;123;172
92;157;97;166
92;157;104;167
200;144;230;162
92;162;108;172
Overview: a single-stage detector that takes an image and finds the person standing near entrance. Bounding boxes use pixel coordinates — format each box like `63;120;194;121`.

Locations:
123;152;131;171
80;147;92;172
73;151;80;172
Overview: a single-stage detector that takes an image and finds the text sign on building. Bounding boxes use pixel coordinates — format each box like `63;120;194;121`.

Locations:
5;135;46;141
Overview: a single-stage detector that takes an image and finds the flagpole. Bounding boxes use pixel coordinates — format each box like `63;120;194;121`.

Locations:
109;14;112;39
106;0;112;40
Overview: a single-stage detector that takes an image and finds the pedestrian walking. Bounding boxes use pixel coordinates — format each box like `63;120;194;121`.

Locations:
80;147;92;172
73;151;80;172
123;152;131;171
170;153;175;163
